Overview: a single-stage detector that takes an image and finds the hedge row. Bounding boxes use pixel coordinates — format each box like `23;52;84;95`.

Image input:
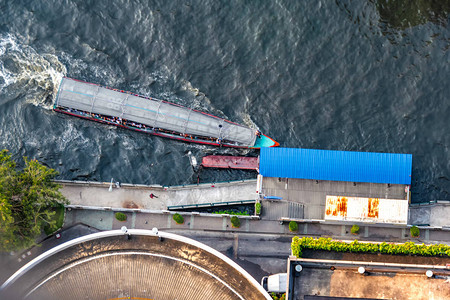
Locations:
291;237;450;258
212;210;250;216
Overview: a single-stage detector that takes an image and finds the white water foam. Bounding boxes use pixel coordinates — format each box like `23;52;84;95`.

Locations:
241;96;258;130
180;79;228;119
0;34;67;109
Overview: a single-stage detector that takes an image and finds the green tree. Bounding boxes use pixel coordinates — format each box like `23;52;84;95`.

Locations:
0;150;68;251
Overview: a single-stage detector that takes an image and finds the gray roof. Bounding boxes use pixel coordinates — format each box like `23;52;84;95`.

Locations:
55;78;256;146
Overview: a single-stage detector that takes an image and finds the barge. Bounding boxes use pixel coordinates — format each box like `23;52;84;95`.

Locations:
201;155;259;170
53;77;279;148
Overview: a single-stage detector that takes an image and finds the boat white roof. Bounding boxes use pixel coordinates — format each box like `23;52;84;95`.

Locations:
55;78;256;147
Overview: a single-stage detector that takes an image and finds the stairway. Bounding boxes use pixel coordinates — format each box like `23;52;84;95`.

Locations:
261;200;304;220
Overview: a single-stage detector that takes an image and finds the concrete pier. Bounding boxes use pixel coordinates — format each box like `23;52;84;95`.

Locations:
59;180;257;211
409;202;450;227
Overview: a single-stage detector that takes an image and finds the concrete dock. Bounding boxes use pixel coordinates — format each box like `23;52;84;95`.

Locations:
60;180;257;210
59;179;450;229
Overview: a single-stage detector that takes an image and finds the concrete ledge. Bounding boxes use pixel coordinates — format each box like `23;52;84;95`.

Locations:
65;205;256;219
410;200;450;207
163;179;257;191
293;257;450;270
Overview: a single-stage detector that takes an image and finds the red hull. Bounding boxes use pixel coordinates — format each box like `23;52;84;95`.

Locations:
53;108;249;148
201;155;259;170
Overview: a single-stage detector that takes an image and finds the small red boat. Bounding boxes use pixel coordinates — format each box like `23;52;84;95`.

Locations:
201;155;259;170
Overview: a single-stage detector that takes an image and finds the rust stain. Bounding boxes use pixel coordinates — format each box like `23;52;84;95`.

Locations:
367;198;379;218
123;200;140;209
326;196;348;217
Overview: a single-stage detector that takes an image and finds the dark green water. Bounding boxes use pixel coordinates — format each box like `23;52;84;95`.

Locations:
0;1;449;202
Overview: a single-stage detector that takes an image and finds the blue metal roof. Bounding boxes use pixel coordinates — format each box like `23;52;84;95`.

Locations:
259;148;412;185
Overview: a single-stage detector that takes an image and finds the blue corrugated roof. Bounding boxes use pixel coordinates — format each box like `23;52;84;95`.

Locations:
259;148;412;185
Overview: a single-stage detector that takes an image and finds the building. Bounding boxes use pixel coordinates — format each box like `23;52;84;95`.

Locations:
1;229;271;300
258;148;412;224
286;255;450;300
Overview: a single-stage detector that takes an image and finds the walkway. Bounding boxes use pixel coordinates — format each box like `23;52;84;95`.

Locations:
60;180;257;210
409;202;450;227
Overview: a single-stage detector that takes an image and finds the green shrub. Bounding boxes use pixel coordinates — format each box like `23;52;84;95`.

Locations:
410;226;420;237
291;237;450;258
115;212;127;222
173;213;184;224
231;216;240;228
212;210;249;216
289;221;298;232
255;202;261;215
44;204;65;235
270;293;286;300
351;225;360;234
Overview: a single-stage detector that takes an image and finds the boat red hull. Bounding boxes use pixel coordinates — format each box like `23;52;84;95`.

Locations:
201;155;259;170
54;108;260;148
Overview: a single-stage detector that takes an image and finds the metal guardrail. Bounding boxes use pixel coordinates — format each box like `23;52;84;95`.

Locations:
64;204;259;220
164;179;257;189
409;199;450;207
54;179;256;191
168;199;256;210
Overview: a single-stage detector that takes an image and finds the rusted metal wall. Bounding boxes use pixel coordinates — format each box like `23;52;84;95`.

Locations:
325;195;408;224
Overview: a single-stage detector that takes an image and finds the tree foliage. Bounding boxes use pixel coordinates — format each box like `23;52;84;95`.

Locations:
0;149;68;251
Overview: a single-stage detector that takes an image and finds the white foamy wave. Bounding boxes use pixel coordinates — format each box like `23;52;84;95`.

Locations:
57;122;93;152
0;34;66;109
180;79;228;118
241;96;258;130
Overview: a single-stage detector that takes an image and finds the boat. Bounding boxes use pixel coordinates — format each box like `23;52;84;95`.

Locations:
201;155;259;170
53;77;279;148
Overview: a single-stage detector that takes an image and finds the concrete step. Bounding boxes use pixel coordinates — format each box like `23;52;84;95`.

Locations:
288;202;304;219
261;201;304;220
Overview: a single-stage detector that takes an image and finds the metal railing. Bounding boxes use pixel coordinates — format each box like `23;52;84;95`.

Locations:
168;199;256;210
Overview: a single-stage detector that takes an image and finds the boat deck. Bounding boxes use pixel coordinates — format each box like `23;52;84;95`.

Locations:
53;77;279;148
201;155;259;170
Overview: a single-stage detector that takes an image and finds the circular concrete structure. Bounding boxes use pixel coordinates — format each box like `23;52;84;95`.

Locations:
1;230;271;300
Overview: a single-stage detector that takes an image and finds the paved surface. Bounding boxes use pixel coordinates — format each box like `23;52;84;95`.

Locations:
61;180;257;210
2;181;450;292
0;224;99;287
409;203;450;227
2;207;450;294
